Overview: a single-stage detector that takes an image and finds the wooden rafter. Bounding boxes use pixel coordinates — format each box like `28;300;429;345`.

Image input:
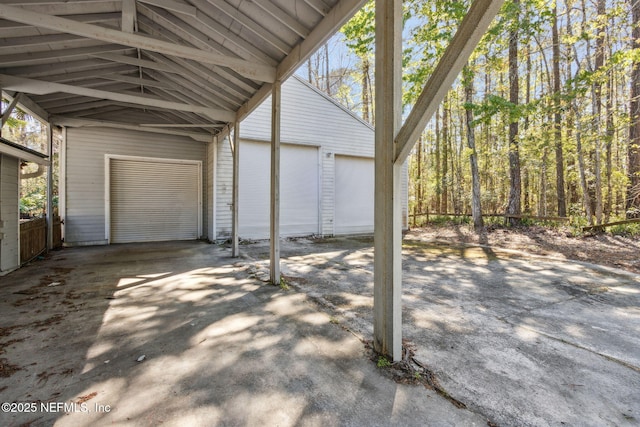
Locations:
0;3;277;82
0;74;235;121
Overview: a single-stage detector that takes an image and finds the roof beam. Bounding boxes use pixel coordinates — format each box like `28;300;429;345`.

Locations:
206;0;289;55
143;69;238;110
303;0;332;16
140;123;223;128
0;12;121;29
0;44;128;67
394;0;505;164
121;0;136;33
50;116;211;142
44;65;133;83
91;53;177;73
0;58;128;78
135;16;260;92
137;0;197;17
101;73;176;90
252;0;309;38
0;3;276;82
0;74;235;122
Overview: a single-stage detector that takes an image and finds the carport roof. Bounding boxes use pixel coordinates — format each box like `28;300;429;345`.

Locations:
0;0;365;142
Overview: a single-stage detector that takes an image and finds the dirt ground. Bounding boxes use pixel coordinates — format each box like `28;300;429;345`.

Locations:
406;225;640;274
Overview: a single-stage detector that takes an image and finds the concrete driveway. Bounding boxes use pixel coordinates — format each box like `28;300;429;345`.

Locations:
0;237;638;426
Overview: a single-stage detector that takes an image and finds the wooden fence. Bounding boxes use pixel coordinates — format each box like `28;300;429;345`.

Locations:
20;217;46;264
19;215;62;264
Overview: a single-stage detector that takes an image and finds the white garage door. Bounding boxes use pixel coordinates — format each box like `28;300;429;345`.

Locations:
335;156;374;235
108;156;201;243
239;141;319;239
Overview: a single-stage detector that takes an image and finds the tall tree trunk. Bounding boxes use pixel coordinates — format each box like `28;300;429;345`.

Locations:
416;136;423;224
324;42;330;95
629;0;640;215
605;73;614;221
507;0;522;225
524;43;531;214
591;0;605;224
455;107;464;215
539;148;548;216
442;100;449;214
464;65;483;230
435;109;441;213
552;3;567;217
574;102;594;225
362;56;370;123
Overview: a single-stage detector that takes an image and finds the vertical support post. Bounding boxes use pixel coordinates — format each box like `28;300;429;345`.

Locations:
46;123;54;250
59;126;66;243
270;81;281;285
231;121;240;257
374;0;403;361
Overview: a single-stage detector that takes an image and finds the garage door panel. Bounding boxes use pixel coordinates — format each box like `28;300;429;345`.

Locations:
335;156;374;235
109;158;200;243
239;141;319;239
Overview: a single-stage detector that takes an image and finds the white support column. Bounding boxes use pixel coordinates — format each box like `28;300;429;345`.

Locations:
374;0;403;361
59;126;66;243
270;80;282;285
231;120;240;257
46;123;54;250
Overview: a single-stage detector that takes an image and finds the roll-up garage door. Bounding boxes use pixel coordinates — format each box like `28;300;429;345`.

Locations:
109;157;200;243
335;155;374;234
239;141;319;239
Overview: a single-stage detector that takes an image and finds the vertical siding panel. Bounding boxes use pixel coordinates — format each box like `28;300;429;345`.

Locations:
0;154;19;272
65;127;206;245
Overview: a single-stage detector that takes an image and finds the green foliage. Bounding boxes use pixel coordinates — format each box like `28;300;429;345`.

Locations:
377;356;391;368
427;215;471;226
609;223;640;237
336;0;634;223
340;0;375;57
279;276;290;291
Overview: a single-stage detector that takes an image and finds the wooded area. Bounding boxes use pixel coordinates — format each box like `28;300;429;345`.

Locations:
306;0;640;229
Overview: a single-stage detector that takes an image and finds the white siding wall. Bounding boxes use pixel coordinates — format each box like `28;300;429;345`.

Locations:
0;154;19;272
206;138;215;241
215;76;408;239
65;127;206;245
215;135;233;238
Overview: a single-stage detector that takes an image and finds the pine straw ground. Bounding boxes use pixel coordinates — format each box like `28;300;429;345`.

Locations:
405;225;640;275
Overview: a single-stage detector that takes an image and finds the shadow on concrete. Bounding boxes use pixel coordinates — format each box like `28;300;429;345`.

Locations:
0;241;482;426
268;236;640;427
